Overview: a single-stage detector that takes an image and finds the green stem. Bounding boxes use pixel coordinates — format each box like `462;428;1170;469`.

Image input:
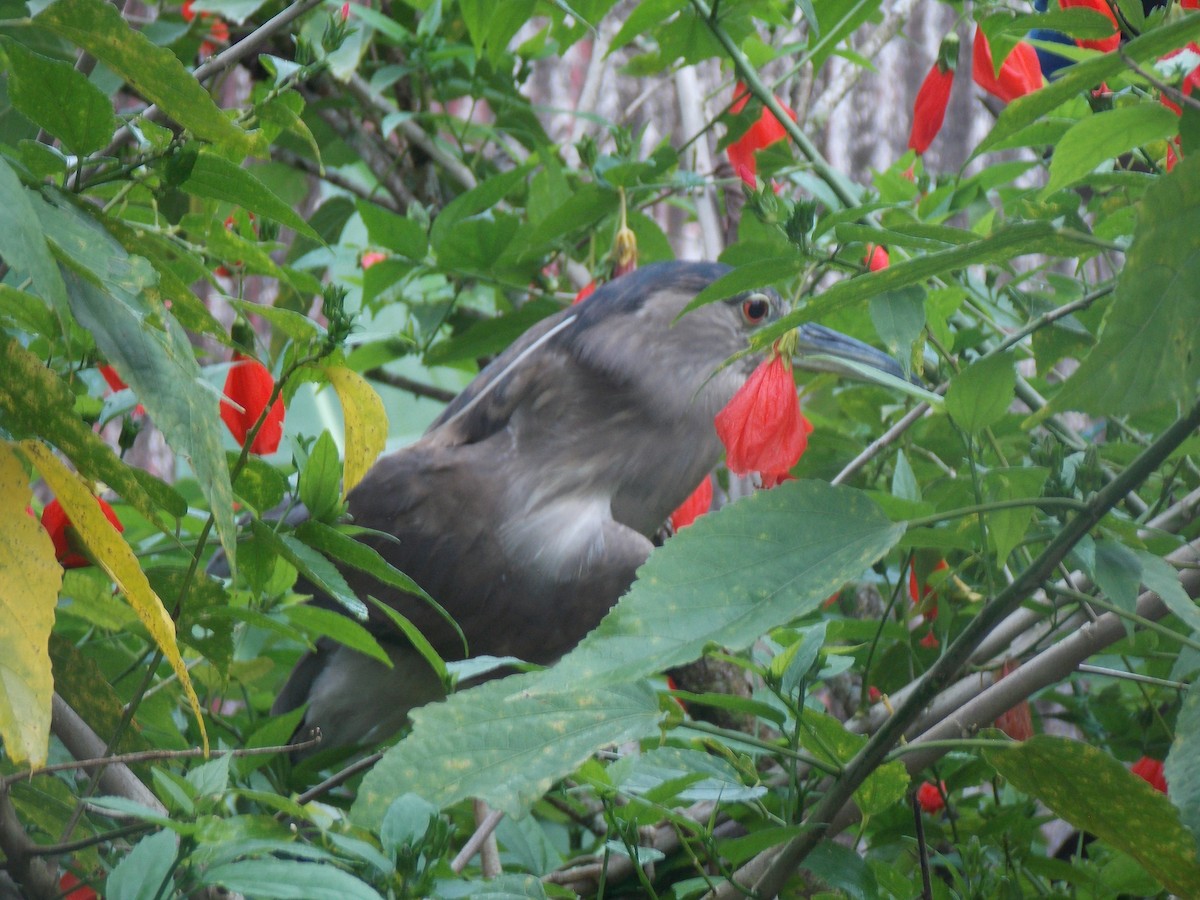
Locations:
886;738;1016;760
906;497;1088;530
747;393;1200;897
678;720;841;776
690;0;859;209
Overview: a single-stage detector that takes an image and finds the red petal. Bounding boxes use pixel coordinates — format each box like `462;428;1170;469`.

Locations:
40;497;123;569
221;354;285;455
98;364;127;392
361;251;388;269
972;30;1043;104
670;475;713;531
992;659;1035;741
864;244;889;271
714;354;812;483
918;628;940;649
726;83;797;183
1131;756;1168;793
916;781;946;813
572;280;597;305
908;63;954;154
1060;0;1120;52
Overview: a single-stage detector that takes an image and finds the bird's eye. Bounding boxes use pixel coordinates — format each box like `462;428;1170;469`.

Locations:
741;295;771;324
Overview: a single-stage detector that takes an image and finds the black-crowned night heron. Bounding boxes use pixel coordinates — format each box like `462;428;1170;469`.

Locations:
275;260;902;755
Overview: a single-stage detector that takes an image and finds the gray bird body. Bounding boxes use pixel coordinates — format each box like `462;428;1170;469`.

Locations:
272;261;898;755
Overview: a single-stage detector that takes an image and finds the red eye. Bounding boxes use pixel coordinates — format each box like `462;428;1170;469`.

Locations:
741;296;770;324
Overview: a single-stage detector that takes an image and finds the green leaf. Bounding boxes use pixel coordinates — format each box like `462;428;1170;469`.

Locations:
34;0;253;155
105;829;178;900
1137;550;1200;634
182;152;319;239
200;860;384;900
0;159;69;317
685;256;805;312
983;467;1049;565
42;199;237;567
531;481;905;695
250;520;367;620
351;675;661;822
945;352;1016;435
356;199;428;260
974;13;1200;158
1093;539;1143;630
1048;156;1200;416
800;709;909;817
1165;679;1200;852
1045;104;1179;195
986;736;1200;896
297;430;343;522
283;604;391;666
868;286;925;373
1;38;116;155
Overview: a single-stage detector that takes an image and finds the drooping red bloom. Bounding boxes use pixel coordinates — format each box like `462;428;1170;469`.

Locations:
1131;756;1168;793
973;29;1043;104
993;658;1035;741
182;0;228;57
727;81;798;186
220;353;285;454
909;558;949;621
98;364;145;416
909;63;954;154
864;244;889;271
670;475;713;531
918;629;940;649
41;497;123;569
1060;0;1120;53
572;280;597;305
916;781;946;813
360;251;388;269
58;872;99;900
714;351;812;485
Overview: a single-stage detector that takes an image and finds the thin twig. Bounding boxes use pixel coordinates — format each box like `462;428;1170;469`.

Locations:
365;367;457;403
452;802;505;874
294;751;384;806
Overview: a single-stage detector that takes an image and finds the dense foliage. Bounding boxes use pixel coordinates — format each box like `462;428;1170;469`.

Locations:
1;0;1200;897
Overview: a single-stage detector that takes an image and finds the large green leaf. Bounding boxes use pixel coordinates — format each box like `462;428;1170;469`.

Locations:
1045;104;1179;195
987;736;1200;896
34;0;254;155
1166;680;1200;852
200;859;384;900
351;676;661;824
0;158;69;317
38;197;237;566
1049;155;1200;416
945;352;1016;435
531;481;905;695
1;38;116;155
182;152;320;239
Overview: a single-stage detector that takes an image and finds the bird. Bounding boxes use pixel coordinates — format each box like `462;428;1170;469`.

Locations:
270;260;904;758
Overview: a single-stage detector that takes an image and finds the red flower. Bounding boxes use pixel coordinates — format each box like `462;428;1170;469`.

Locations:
918;629;940;649
360;251;388;269
340;1;350;20
220;353;285;455
973;29;1043;104
909;558;948;621
992;658;1035;741
572;280;597;305
867;685;882;703
1131;756;1168;793
727;81;798;186
1060;0;1120;53
98;364;145;416
41;497;123;570
670;475;713;531
916;781;946;813
182;0;228;57
714;351;812;485
864;244;889;271
58;872;98;900
909;62;954;154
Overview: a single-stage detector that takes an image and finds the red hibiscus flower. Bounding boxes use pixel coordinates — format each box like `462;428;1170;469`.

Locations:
727;81;798;187
670;475;713;531
1060;0;1120;53
41;497;123;569
360;251;388;269
182;0;228;57
572;280;597;305
714;350;812;486
1131;756;1167;793
916;781;946;813
220;353;285;455
864;244;890;271
973;29;1043;104
909;35;959;154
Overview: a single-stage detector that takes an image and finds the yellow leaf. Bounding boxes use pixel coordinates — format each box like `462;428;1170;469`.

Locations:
325;365;388;494
0;442;60;767
17;441;208;752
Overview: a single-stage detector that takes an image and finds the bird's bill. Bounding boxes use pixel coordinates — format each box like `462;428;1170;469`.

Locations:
791;322;907;381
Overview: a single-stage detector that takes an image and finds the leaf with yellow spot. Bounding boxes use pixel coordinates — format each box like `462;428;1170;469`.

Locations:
325;365;387;495
0;442;61;766
17;441;207;752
